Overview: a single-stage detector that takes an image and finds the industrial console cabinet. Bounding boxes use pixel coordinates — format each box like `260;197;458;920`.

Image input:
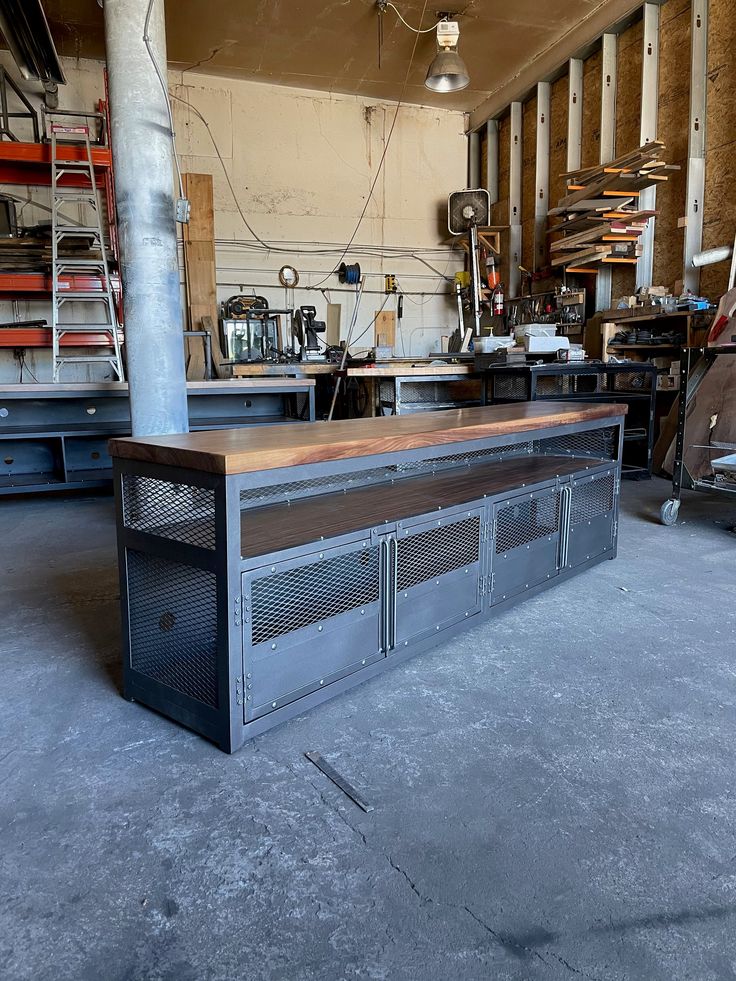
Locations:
110;403;626;752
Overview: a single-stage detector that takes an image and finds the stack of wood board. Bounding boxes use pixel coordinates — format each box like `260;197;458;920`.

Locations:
548;142;678;272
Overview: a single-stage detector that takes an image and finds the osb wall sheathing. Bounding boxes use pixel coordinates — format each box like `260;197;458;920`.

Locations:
581;49;602;169
700;0;736;299
652;0;691;288
549;75;569;210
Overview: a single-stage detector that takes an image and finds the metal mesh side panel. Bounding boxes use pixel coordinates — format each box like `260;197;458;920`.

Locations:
250;546;380;646
612;370;652;392
127;551;218;707
495;493;560;554
493;376;528;400
396;381;481;405
537;426;617;461
397;516;481;591
239;443;534;509
571;473;615;524
122;474;215;549
379;380;396;404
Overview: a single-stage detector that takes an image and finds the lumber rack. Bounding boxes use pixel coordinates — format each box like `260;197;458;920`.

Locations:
660;346;736;525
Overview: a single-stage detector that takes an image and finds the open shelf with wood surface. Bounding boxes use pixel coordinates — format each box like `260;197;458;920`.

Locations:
109;403;626;752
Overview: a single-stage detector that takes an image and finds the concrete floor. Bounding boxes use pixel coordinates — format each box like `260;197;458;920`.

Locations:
1;478;736;981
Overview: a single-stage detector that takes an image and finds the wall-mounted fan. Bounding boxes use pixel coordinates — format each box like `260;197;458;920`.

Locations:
448;189;490;235
448;189;490;334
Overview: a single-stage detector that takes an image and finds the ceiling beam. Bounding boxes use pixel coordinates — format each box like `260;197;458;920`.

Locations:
467;0;666;132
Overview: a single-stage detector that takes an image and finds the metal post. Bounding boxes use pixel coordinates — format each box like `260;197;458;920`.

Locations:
534;83;550;272
468;131;481;188
683;0;708;293
596;33;618;312
600;34;617;164
509;102;522;299
637;2;661;289
567;58;583;173
103;0;189;436
486;119;499;205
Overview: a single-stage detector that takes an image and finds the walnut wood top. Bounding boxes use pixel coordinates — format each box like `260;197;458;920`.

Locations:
109;402;627;475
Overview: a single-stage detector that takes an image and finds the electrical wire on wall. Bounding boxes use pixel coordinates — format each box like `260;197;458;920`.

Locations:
143;0;185;204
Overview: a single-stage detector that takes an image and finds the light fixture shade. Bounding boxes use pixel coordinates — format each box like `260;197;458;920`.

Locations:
424;48;470;92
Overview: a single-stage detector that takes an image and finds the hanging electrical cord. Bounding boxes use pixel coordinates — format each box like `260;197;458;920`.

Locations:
381;2;438;33
309;0;431;290
327;279;367;421
143;0;185;202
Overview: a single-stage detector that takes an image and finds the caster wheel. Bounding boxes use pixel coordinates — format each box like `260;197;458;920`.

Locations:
660;498;680;526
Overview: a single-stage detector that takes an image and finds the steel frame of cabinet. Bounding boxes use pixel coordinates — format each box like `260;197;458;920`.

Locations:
378;374;483;415
113;413;624;752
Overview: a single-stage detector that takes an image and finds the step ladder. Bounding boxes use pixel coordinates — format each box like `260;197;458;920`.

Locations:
50;118;124;382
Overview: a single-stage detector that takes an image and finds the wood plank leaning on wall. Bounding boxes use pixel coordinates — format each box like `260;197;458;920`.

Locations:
182;173;226;379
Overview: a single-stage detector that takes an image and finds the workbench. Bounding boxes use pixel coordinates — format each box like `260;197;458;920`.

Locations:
110;402;626;752
0;379;315;494
344;362;481;415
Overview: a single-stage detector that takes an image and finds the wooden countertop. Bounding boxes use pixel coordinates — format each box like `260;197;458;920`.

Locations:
345;364;476;378
0;379;315;395
109;402;627;475
232;363;335;377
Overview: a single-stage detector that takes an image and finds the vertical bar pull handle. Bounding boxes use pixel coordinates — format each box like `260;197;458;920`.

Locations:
379;539;389;653
389;536;398;651
559;486;572;569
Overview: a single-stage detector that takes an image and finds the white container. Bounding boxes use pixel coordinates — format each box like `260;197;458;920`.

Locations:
514;323;558;344
524;335;570;353
475;335;515;353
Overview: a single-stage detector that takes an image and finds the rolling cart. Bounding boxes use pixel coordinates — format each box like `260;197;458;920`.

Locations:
660;346;736;525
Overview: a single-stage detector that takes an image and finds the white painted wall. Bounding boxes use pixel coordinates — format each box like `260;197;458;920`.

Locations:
0;55;467;382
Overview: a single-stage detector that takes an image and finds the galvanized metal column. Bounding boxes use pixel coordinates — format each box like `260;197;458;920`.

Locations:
486;119;499;205
596;33;618;312
567;58;583;173
637;2;661;288
600;34;617;164
104;0;189;435
509;102;522;298
468;131;481;187
683;0;708;293
534;82;550;272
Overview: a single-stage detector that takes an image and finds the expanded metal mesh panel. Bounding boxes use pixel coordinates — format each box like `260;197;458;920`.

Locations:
537;426;617;461
571;473;615;524
250;546;380;646
536;376;566;397
239;443;534;509
397;516;481;591
127;551;218;707
495;492;560;554
612;370;652;392
122;474;215;549
397;381;481;406
493;376;528;400
379;380;396;404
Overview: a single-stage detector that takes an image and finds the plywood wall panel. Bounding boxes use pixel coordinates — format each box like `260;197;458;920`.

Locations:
615;20;643;156
549;75;569;207
581;49;602;169
701;0;736;298
652;2;691;288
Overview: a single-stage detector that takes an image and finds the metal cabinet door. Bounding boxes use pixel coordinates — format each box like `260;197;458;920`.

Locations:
393;508;484;649
490;484;561;604
242;536;383;719
564;469;617;569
